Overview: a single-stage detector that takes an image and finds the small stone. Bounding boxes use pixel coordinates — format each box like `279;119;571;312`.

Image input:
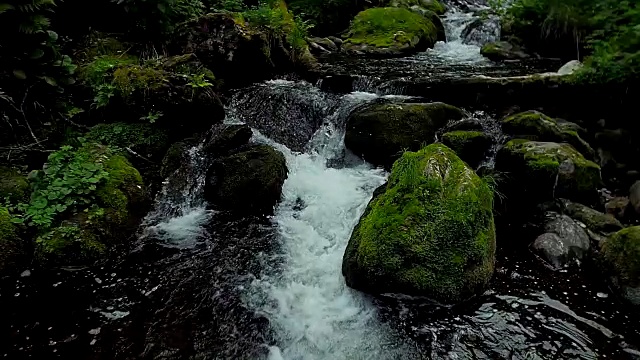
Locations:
20;270;31;277
596;292;609;298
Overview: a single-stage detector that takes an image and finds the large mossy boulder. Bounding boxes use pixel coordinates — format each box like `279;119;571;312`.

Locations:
345;102;465;168
600;227;640;305
33;145;148;265
342;7;440;57
501;111;594;159
0;207;26;276
205;144;287;215
441;130;492;169
496;140;601;210
86;123;171;163
342;144;496;303
480;41;529;61
0;167;30;204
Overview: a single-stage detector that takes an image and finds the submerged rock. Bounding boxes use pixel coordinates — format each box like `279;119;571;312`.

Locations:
342;144;496;304
560;200;623;234
501;110;594;159
481;41;529;61
496;140;601;211
342;7;441;57
600;226;640;305
205;145;287;215
441;130;492;169
345;102;464;168
0;207;26;276
533;214;590;269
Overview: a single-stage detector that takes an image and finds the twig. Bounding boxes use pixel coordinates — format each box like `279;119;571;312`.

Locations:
125;147;155;164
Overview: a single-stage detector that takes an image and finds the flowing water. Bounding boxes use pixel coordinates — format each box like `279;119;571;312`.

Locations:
2;2;640;360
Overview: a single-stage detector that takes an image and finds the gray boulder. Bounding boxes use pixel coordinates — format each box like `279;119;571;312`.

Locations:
532;214;590;269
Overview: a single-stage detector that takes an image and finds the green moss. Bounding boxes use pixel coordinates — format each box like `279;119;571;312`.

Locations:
96;154;145;224
35;224;106;264
344;7;438;49
602;227;640;287
497;140;601;205
441;131;492;168
343;143;495;303
481;42;500;55
80;55;137;87
502;111;594;159
0;167;30;204
86;123;170;160
0;207;25;274
0;207;17;243
112;64;168;96
421;0;445;14
563;201;622;234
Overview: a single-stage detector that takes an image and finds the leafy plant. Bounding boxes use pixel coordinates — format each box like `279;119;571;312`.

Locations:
16;144;111;229
140;111;163;123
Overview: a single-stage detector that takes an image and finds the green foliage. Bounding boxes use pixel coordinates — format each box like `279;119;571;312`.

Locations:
343;7;437;48
242;0;313;55
110;0;205;39
286;0;359;35
507;0;640;83
17;144;111;229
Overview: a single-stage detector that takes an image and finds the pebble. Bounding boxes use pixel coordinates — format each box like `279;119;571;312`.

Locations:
20;270;31;277
596;292;609;298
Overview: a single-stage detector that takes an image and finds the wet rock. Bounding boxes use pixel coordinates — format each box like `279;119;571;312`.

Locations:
495;141;601;215
0;207;27;276
342;7;441;57
446;119;484;132
308;37;338;53
441;130;492;169
560;200;623;234
533;214;590;269
86;123;171;163
345;102;465;168
605;197;630;221
461;17;501;46
161;139;198;179
205;145;287;215
343;144;495;304
629;181;640;216
557;60;583;75
481;41;529;61
501;110;594;159
600;226;640;305
0;167;30;204
203;124;253;157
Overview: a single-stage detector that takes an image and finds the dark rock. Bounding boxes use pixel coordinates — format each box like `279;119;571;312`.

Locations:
309;37;338;52
461;17;500;46
205;145;287;215
629;181;640;216
86;123;171;163
345;102;465;168
161;139;198;179
605;197;630;221
441;130;492;169
343;144;495;304
560;200;623;234
481;41;529;61
600;226;640;305
446;119;484;132
0;207;27;276
533;214;590;269
0;167;30;204
203;124;253;157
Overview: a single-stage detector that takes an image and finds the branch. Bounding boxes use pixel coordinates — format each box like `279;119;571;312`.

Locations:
125;147;155;164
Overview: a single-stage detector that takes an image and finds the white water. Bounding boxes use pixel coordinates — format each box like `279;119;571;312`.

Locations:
427;9;490;64
243;89;418;359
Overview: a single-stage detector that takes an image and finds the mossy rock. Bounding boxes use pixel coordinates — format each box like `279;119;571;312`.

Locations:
35;146;148;266
561;200;623;234
601;226;640;305
441;131;492;169
342;144;496;303
388;0;446;15
86;123;171;162
161;141;194;179
480;41;529;61
496;140;601;213
343;7;440;56
204;145;287;215
501;111;594;159
0;167;30;204
345;102;465;168
0;207;27;276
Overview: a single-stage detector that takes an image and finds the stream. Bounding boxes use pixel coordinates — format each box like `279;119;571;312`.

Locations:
2;1;640;359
